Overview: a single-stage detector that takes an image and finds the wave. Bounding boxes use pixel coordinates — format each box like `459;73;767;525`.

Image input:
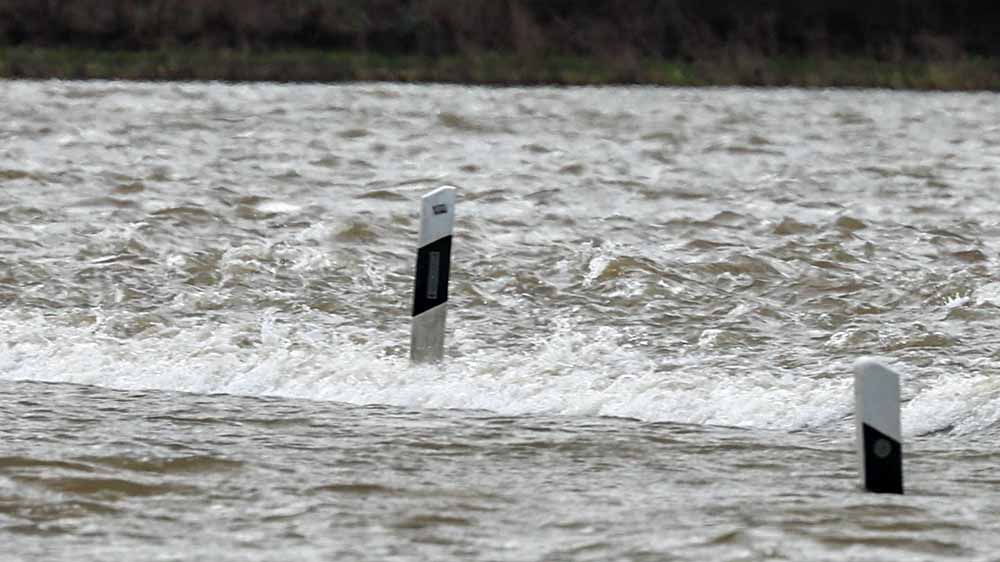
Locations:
3;309;999;437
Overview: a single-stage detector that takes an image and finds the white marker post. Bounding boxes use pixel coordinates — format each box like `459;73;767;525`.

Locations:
853;357;903;494
410;186;456;364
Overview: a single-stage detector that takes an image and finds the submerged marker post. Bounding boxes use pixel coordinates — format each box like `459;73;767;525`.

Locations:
853;357;904;494
410;186;456;364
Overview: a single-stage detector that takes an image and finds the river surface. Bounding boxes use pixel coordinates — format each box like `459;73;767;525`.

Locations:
1;80;1000;561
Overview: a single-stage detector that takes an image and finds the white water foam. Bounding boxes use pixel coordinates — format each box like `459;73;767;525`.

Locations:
1;308;997;435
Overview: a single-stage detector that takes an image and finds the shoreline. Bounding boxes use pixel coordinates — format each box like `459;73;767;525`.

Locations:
2;47;999;91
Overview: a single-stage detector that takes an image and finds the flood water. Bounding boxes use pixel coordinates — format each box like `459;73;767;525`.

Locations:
2;79;1000;560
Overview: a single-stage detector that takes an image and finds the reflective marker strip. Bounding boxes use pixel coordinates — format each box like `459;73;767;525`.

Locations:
412;236;451;316
861;423;903;494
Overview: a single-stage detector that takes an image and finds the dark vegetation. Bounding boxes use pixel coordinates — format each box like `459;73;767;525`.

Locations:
1;0;999;88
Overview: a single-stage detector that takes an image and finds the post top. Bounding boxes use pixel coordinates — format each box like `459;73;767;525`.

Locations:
418;186;456;247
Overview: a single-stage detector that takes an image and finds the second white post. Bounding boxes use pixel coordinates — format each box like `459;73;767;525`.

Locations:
853;357;904;494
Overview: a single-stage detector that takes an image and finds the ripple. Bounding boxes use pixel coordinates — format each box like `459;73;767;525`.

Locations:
311;483;401;496
0;169;37;182
392;513;473;529
13;475;194;498
80;455;243;475
334;222;379;242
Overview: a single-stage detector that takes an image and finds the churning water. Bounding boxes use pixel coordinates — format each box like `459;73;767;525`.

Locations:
1;79;1000;560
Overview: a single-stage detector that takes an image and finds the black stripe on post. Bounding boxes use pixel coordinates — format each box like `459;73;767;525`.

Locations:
412;235;452;316
862;423;903;494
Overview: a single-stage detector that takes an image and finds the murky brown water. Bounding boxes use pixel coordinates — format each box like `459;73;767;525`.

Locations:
2;80;1000;560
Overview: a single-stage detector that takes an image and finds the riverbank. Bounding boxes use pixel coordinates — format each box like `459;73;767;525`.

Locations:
2;47;998;90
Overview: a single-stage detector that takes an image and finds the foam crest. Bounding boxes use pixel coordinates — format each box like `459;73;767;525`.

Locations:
2;309;997;435
0;310;847;431
904;365;1000;435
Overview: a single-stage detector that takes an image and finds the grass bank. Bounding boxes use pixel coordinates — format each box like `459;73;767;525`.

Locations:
2;47;999;90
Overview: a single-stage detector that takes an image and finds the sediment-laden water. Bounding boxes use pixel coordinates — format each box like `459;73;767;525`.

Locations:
1;80;1000;561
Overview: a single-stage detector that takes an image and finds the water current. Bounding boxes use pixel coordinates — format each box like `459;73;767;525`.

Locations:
1;80;1000;560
